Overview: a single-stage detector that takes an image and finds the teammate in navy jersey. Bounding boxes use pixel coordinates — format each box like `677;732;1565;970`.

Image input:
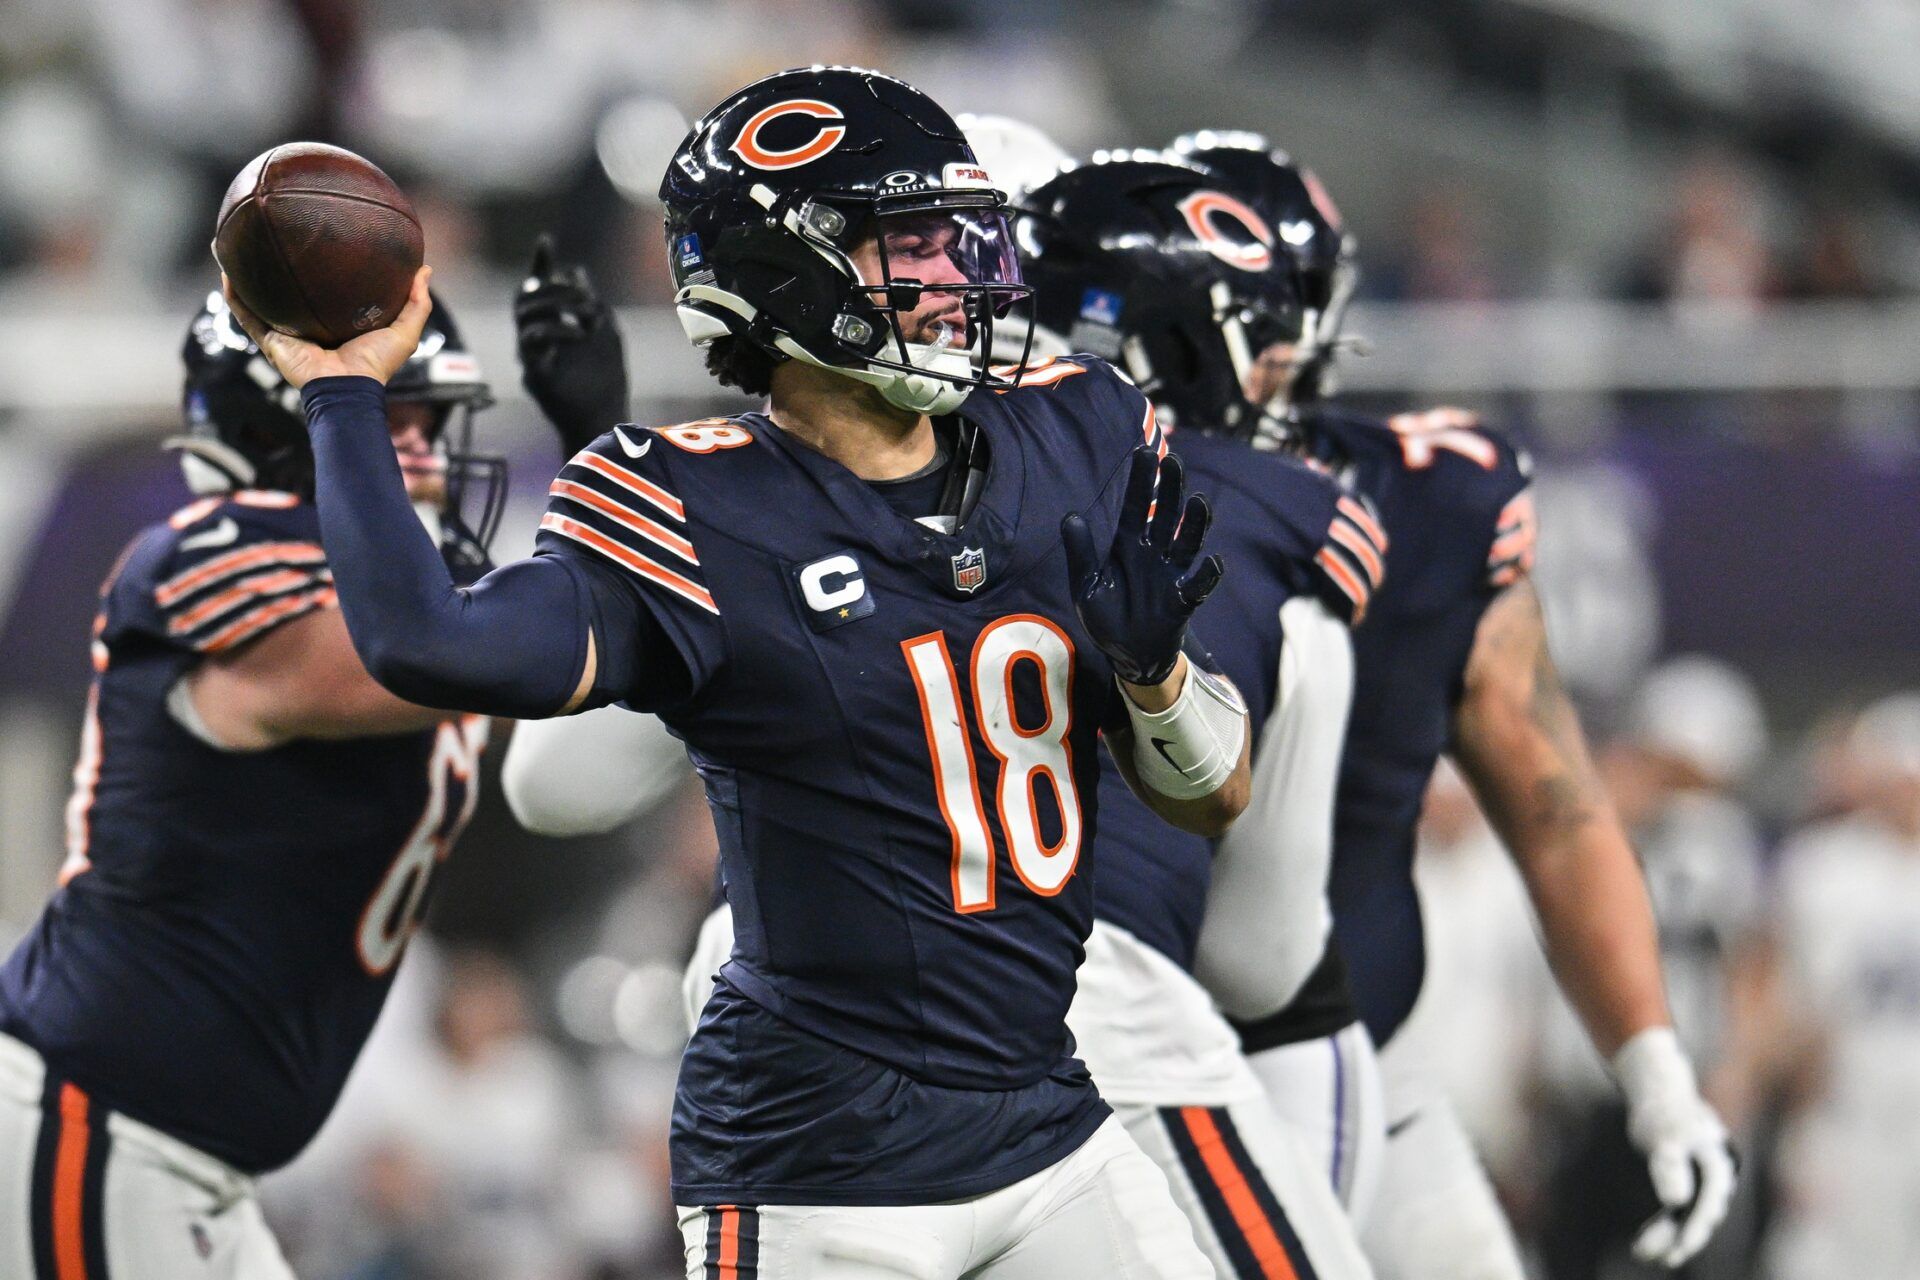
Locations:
0;292;502;1279
1017;152;1388;1280
1173;132;1738;1277
234;67;1253;1279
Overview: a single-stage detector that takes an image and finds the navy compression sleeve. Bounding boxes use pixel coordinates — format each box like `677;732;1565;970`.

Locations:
301;375;620;717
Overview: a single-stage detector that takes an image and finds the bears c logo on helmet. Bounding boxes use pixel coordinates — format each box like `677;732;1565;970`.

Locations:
730;100;848;171
1175;190;1275;272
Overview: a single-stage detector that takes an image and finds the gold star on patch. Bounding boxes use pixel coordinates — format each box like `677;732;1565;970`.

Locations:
838;607;851;618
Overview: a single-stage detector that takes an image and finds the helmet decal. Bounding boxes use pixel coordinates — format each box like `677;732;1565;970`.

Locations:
1176;190;1275;273
730;99;848;171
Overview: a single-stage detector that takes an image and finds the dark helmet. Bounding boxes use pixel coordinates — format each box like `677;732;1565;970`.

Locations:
660;65;1030;415
172;289;507;551
1015;151;1304;439
1169;130;1359;409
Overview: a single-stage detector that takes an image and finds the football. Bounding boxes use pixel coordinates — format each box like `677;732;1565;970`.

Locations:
212;142;423;348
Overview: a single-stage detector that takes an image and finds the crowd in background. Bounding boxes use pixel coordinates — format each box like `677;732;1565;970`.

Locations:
4;2;1920;1279
0;0;1910;316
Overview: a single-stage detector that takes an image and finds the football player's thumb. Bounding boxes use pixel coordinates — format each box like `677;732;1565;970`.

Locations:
1060;512;1099;594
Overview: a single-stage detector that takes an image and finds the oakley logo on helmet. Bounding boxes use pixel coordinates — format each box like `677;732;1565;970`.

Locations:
1175;190;1275;273
731;99;848;171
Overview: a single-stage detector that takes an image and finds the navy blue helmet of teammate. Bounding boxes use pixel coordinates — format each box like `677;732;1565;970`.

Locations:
172;288;507;556
1015;152;1304;439
660;65;1032;414
1168;131;1358;415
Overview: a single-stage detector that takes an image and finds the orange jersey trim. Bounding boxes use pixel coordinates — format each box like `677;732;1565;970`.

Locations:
541;514;718;615
572;452;686;522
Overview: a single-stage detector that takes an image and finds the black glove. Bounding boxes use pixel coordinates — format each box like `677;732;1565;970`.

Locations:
1061;447;1224;687
515;234;629;456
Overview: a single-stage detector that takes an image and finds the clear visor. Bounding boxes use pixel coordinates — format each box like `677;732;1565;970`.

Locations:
853;206;1025;357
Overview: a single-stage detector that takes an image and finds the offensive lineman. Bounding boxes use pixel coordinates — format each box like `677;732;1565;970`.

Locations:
0;293;502;1277
1173;132;1738;1278
1020;153;1385;1279
236;67;1260;1278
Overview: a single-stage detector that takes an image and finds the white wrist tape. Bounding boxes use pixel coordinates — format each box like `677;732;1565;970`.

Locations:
1125;663;1248;800
1610;1026;1699;1116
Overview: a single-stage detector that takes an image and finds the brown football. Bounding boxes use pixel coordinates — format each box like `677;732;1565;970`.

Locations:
213;142;423;348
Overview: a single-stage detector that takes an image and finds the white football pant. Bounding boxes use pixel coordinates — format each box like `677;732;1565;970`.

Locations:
1245;1019;1387;1229
677;1115;1213;1279
1360;1031;1526;1280
0;1033;295;1280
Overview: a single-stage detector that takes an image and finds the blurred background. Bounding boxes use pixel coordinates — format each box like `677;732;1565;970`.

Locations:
3;1;1920;1277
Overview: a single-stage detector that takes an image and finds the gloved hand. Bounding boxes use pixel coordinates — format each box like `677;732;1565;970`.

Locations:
1061;447;1223;687
515;234;629;457
1613;1027;1740;1268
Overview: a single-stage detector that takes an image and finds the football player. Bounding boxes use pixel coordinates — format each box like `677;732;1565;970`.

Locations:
234;67;1257;1279
659;150;1387;1279
1020;153;1386;1279
0;292;501;1278
1172;131;1738;1277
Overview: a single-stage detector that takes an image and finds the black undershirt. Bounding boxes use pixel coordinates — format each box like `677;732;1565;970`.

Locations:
867;419;959;523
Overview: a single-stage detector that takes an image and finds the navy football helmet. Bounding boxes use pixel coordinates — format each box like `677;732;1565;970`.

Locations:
1169;131;1358;411
1015;151;1303;439
660;66;1031;415
172;290;507;551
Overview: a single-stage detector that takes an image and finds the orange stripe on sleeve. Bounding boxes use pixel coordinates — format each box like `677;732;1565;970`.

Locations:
1335;497;1388;552
573;452;686;521
548;479;699;564
1315;547;1371;623
155;543;327;606
1179;1107;1299;1280
1327;520;1385;588
198;587;337;653
540;514;719;615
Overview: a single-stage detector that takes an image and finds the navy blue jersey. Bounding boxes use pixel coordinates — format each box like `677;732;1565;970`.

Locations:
534;356;1164;1204
0;493;486;1174
1302;406;1534;1046
1090;429;1379;971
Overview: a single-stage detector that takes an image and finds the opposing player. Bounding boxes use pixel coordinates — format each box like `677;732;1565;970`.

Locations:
1020;153;1384;1279
1173;131;1738;1276
0;292;501;1278
236;67;1255;1278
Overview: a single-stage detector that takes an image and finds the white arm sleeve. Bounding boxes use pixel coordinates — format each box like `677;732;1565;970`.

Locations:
1192;596;1355;1021
501;703;691;836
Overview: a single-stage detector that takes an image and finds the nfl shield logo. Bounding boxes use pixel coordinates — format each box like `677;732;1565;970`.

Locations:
951;546;987;594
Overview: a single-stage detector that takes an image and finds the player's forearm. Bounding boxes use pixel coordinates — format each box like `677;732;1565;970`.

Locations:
1111;657;1253;836
300;376;592;718
1452;581;1671;1056
1509;816;1670;1055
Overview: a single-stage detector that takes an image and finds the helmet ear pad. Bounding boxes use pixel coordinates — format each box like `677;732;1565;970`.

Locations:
708;221;887;367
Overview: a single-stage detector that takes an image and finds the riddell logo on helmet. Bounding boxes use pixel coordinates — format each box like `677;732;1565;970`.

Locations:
731;100;848;171
1175;190;1275;273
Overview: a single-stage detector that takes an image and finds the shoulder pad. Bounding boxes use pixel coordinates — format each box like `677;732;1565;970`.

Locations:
995;354;1165;465
538;424;721;617
145;492;333;653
